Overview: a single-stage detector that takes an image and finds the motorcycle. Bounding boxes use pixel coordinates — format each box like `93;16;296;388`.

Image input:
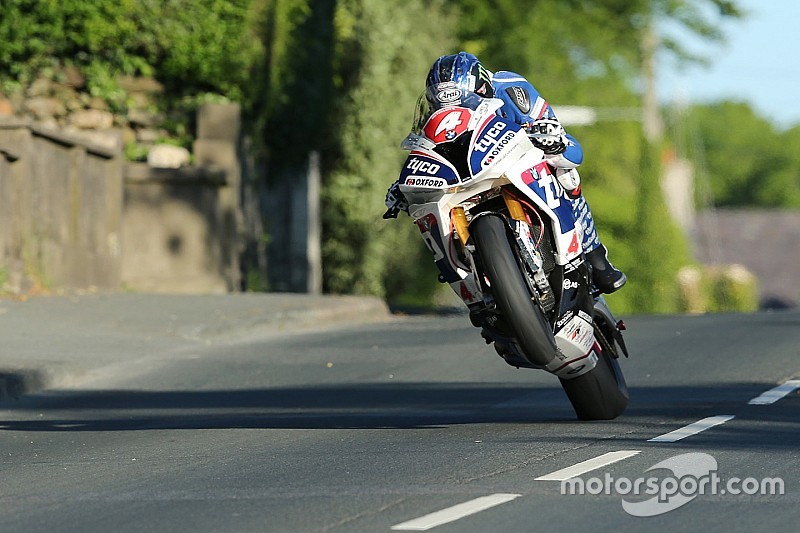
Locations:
384;96;629;420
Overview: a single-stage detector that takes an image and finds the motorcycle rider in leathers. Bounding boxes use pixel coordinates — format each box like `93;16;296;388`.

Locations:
385;51;626;294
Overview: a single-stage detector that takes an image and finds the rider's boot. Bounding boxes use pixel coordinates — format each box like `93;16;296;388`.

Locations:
585;244;626;294
568;191;626;294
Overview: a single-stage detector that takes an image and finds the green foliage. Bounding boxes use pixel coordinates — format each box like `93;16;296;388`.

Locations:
676;101;800;208
0;0;262;107
603;136;693;314
321;0;456;298
252;0;334;168
676;264;758;313
1;0;755;315
455;0;644;102
124;141;149;162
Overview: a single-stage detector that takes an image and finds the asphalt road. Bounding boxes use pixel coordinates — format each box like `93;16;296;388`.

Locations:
0;303;798;532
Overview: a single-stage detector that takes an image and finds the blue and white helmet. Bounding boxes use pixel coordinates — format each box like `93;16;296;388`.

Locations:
425;52;494;111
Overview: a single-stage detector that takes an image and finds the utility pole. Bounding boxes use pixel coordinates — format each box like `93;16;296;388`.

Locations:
642;17;664;143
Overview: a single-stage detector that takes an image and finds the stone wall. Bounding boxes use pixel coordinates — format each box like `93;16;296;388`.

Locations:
0;103;244;295
0;73;170;161
0;119;123;293
121;164;234;293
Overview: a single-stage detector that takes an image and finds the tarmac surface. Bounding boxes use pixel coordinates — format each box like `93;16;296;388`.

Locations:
0;292;392;401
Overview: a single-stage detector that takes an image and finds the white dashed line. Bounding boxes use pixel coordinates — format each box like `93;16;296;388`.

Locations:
391;493;521;531
648;415;735;443
534;450;641;481
394;380;790;530
748;380;800;405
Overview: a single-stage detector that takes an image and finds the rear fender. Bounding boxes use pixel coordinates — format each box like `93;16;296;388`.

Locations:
593;295;630;358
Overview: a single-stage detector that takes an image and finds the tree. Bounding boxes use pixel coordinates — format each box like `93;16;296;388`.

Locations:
679;101;800;208
445;0;741;313
1;0;753;313
322;0;456;298
312;0;744;309
0;0;262;101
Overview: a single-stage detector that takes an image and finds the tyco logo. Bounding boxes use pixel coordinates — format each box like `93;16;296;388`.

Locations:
406;157;441;175
474;122;508;153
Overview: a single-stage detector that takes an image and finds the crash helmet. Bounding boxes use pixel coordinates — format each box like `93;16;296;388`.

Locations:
425;51;494;110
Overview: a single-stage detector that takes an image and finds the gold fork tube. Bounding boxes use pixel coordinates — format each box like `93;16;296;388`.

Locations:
452;206;470;245
502;188;526;222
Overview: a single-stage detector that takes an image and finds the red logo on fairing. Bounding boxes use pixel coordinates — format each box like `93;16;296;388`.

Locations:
521;162;552;185
424;108;471;144
567;232;580;255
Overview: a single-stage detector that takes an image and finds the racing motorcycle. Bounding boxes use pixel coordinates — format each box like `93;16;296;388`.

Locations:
384;96;629;420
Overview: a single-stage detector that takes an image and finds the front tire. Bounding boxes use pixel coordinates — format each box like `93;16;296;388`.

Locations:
471;215;557;368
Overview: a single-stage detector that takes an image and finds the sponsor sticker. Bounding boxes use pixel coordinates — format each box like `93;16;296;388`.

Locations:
556;316;594;355
406;157;441;175
405;177;446;188
424;108;471;144
556;311;575;329
472;119;517;168
435;82;462;103
399;152;460;185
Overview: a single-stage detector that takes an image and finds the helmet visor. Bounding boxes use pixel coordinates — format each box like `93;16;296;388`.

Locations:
425;82;484;112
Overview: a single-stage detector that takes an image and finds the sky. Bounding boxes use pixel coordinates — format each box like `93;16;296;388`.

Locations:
657;0;800;129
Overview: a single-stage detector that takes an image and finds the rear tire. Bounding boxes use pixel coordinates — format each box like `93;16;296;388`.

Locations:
471;215;557;368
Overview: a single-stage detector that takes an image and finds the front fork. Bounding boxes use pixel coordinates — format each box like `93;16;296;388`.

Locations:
448;189;555;312
449;188;529;247
449;189;602;378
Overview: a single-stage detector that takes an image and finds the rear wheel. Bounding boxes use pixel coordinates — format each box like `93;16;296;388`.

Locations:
471;215;557;368
559;324;629;420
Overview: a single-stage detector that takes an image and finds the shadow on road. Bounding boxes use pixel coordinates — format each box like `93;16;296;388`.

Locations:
0;381;797;446
0;382;572;430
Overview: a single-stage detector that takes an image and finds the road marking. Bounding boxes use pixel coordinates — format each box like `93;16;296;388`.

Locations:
748;380;800;405
648;415;735;443
534;450;641;481
390;493;521;531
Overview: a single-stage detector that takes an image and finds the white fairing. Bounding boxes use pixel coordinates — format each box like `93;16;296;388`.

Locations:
398;99;595;377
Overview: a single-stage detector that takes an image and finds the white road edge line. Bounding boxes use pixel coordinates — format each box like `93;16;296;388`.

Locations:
534;450;641;482
390;493;521;531
648;415;735;443
748;380;800;405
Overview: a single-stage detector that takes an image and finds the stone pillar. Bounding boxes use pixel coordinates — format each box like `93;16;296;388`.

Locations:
193;103;243;291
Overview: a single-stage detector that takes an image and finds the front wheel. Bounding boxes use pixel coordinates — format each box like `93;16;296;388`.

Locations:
471;215;557;368
559;328;629;420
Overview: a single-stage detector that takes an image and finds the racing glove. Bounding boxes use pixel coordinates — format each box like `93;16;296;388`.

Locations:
383;182;409;219
527;118;568;155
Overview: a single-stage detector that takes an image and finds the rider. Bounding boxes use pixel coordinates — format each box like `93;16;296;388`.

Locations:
385;51;626;294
